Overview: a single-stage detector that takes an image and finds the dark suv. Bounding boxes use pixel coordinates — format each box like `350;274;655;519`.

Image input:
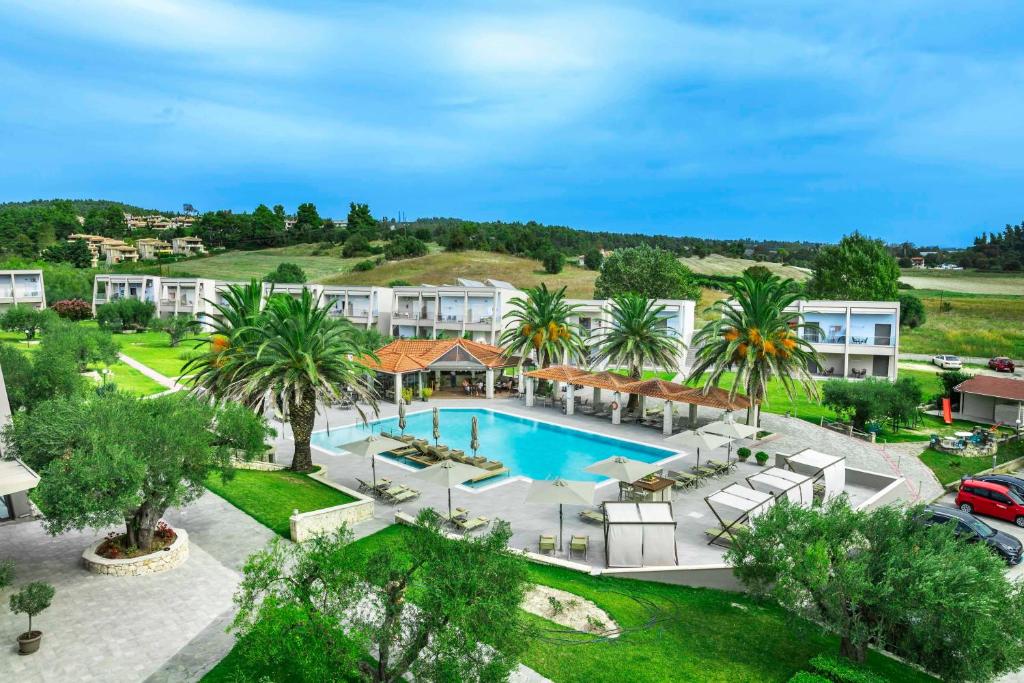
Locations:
919;505;1023;565
971;474;1024;499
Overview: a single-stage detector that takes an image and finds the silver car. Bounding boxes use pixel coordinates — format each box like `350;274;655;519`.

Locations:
932;354;963;370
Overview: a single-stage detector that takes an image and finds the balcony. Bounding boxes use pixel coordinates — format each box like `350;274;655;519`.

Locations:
436;314;464;324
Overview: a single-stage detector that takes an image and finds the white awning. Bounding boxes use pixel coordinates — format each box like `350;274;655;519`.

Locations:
784;449;846;502
748;467;814;507
0;459;40;497
604;502;677;568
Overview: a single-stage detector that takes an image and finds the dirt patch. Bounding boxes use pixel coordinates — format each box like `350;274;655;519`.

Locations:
521;584;619;637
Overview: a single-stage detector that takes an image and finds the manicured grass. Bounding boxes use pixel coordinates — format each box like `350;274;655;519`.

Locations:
207;524;931;683
898;288;1024;359
899;269;1024;296
919;438;1024;486
93;362;167;396
116;330;206;379
679;253;811;281
204;469;355;538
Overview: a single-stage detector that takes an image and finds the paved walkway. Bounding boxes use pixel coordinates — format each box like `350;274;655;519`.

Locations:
0;492;276;683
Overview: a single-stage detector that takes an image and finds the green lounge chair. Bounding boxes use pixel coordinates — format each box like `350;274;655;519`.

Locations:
692;465;717;479
578;509;605;525
667;470;698;489
705;459;734;473
381;485;420;504
538;534;557;554
569;535;589;560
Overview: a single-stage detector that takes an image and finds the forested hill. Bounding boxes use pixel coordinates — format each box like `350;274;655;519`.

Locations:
0;198;164;216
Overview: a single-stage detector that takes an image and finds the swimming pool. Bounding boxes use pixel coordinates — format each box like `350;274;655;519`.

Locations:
311;408;677;485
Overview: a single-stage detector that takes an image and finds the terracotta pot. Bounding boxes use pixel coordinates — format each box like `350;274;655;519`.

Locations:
17;630;42;655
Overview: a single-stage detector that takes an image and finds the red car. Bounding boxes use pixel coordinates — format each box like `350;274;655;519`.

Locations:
957;479;1024;527
988;357;1016;372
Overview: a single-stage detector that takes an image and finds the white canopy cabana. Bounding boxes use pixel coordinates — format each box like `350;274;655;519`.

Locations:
603;501;678;568
783;448;846;502
746;467;814;508
705;484;775;546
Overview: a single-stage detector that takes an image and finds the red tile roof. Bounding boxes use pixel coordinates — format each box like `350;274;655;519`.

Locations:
955;375;1024;402
359;338;513;373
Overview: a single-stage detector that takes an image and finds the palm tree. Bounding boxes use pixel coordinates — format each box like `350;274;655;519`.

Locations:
499;284;585;369
185;284;378;472
591;293;684;411
688;274;821;426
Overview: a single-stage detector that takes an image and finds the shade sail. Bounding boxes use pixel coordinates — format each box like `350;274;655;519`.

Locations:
341;434;407;458
585;455;661;483
0;459;40;497
784;448;846;502
702;420;758;440
411;460;489;488
706;484;775;522
748;467;813;507
525;478;595;506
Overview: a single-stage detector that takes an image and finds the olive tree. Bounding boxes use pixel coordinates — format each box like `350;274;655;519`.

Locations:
1;392;272;551
231;510;531;683
728;499;1024;681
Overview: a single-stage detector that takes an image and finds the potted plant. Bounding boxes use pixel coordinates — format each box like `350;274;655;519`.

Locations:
10;581;55;655
736;447;752;462
421;387;433;402
754;451;770;466
401;388;414;405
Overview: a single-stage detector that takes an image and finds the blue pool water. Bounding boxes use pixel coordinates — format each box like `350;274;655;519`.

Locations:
311;408;676;485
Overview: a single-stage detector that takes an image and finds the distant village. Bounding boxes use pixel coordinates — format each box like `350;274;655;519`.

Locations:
66;213;205;267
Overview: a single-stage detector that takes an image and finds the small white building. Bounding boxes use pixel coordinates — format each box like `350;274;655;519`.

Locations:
956;375;1024;426
0;270;45;312
784;300;901;380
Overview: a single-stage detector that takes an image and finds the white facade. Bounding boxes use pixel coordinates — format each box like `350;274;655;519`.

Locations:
567;298;695;371
321;285;392;330
92;274;159;314
390;279;522;344
785;300;901;381
0;270;46;312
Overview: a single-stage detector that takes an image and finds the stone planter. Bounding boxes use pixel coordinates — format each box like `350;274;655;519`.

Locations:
82;528;189;576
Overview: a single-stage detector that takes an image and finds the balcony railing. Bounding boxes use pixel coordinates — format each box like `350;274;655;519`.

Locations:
437;314;464;323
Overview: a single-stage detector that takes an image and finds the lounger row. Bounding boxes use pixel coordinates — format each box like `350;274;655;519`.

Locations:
438;507;492;533
355;478;421;504
380;432;508;480
663;460;736;490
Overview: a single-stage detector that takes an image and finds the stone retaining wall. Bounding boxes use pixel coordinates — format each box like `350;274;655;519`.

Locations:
289;474;374;542
82;528;189;576
232;458;287;472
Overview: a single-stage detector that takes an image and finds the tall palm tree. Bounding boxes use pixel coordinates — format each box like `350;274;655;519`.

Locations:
185;285;378;472
499;284;585;369
591;293;684;411
688;274;821;426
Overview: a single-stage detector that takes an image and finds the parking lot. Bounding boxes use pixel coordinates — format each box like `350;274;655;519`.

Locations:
936;491;1024;580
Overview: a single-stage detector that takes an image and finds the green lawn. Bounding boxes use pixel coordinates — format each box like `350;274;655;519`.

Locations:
115;329;206;379
205;524;934;682
93;362;167;396
161;247;366;282
919;438;1024;487
204;469;355;538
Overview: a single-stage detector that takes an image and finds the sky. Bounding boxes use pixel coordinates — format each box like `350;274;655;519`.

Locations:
1;1;1023;246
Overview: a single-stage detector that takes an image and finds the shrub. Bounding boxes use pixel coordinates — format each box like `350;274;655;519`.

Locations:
0;559;13;590
421;387;433;401
401;388;414;404
898;293;926;328
755;451;769;465
50;298;92;321
809;655;888;683
788;673;831;683
264;262;307;284
736;447;752;460
353;259;376;272
96;298;155;332
383;235;428;261
388;279;412;287
0;304;54;340
343;233;372;258
541;250;565;274
583;248;603;270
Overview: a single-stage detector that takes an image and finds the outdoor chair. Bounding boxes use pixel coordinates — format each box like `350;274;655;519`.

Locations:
380;484;420;505
538;534;557;554
578;509;605;525
692;465;718;479
705;459;735;473
440;507;469;525
569;535;589;560
454;516;490;533
667;470;699;489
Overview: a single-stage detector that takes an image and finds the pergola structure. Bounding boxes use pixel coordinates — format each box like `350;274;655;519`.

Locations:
522;366;750;431
359;338;523;404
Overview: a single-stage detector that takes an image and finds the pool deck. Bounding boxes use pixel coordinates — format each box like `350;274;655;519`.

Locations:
271;393;936;568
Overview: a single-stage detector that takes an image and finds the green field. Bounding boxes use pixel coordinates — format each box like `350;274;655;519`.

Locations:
204;524;934;683
204;468;355;538
899;289;1024;358
161;245;366;282
115;329;205;379
679;253;810;281
899;269;1024;295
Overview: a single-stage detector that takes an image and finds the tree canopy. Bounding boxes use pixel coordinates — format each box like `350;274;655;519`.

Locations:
230;512;531;683
806;232;901;301
264;261;308;284
594;245;700;300
1;392;272;551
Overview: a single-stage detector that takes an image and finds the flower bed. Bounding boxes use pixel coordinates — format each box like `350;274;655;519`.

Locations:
96;521;177;559
83;527;189;576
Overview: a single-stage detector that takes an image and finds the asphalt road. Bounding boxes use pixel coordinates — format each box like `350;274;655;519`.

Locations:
935;491;1024;580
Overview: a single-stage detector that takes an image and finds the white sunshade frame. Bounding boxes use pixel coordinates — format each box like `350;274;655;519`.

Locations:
584;455;661;483
747;467;814;507
603;501;678;568
783;448;846;502
701;420;758;440
705;484;775;547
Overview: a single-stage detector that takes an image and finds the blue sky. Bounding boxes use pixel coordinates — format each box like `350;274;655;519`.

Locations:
2;1;1022;246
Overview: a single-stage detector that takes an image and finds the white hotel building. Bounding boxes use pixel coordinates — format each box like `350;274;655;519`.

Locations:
0;270;46;313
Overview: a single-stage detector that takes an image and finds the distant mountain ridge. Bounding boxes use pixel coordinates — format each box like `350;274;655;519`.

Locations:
0;198;169;217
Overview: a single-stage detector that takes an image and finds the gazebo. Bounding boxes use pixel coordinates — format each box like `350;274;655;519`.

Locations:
359;338;523;403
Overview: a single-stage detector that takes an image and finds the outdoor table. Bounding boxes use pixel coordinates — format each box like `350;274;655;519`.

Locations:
629;475;674;502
